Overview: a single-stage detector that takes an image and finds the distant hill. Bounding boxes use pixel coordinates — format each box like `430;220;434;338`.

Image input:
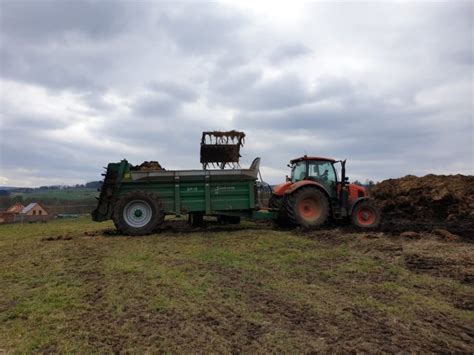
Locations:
11;187;98;201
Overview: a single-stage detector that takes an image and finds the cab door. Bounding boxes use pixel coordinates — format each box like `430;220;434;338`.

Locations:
307;161;337;198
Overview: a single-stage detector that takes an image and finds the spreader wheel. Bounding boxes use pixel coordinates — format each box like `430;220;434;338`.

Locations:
351;200;381;229
286;187;330;228
113;191;164;235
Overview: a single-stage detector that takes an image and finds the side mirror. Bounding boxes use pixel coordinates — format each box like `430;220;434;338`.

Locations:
285;175;290;182
345;176;350;183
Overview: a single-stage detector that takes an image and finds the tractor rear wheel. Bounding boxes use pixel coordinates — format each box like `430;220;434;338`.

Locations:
269;194;289;227
286;187;329;228
113;191;165;235
269;195;283;210
351;200;381;228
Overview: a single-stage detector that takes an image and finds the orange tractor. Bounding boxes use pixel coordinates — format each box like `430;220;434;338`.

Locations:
269;155;381;228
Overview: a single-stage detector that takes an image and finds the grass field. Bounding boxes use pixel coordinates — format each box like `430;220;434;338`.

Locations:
12;188;98;201
0;218;472;353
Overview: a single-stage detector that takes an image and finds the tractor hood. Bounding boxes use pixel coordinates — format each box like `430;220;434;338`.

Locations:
347;183;367;202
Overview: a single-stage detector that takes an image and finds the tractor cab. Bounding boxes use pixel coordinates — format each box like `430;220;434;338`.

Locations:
289;156;339;198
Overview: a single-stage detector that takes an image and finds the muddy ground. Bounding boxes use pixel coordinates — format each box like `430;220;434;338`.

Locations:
1;217;472;353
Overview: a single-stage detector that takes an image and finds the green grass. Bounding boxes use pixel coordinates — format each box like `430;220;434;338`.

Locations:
0;218;472;353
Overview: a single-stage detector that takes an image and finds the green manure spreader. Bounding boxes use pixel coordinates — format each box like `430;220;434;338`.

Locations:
91;157;274;235
92;131;381;235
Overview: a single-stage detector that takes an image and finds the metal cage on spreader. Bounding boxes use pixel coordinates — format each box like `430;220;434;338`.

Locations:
200;130;245;169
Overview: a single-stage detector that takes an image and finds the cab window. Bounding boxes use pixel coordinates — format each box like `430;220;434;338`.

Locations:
291;162;306;182
308;161;336;188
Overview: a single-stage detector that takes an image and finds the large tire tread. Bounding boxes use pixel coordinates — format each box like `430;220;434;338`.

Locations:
286;187;330;228
113;191;164;236
269;194;290;227
351;200;381;229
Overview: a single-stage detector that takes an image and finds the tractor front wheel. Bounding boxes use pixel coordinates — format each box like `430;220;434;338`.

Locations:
113;191;165;235
351;200;381;228
286;187;330;228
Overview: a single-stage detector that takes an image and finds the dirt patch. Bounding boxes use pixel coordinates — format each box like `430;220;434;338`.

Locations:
293;227;359;245
415;312;474;351
379;217;474;241
156;219;267;235
453;296;474;311
41;235;73;241
83;231;100;237
404;253;474;283
210;264;473;352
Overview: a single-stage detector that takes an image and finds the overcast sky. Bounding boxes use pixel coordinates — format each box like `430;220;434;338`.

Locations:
0;0;473;187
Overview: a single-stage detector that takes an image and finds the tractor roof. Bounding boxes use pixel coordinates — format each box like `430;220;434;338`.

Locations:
290;155;336;164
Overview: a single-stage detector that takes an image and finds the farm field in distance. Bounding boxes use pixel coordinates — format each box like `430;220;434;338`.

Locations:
0;217;472;353
10;187;98;201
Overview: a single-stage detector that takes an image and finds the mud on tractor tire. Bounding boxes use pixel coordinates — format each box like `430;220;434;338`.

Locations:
269;195;283;210
113;191;165;235
351;200;381;229
286;187;330;228
269;195;289;227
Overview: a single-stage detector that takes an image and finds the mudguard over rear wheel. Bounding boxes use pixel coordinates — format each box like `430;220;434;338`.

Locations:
351;200;381;228
286;187;330;228
113;191;165;235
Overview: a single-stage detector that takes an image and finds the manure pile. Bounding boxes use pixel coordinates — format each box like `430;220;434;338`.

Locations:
370;174;474;238
131;161;165;171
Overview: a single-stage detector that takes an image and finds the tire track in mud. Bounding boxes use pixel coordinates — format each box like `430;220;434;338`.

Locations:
59;239;127;353
210;263;474;353
59;238;223;353
404;253;474;284
46;229;474;353
60;239;179;353
209;266;392;352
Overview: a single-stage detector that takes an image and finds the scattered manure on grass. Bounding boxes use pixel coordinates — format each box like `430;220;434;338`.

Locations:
404;253;474;283
41;235;73;241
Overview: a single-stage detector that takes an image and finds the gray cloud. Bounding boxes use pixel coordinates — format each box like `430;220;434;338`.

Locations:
269;43;312;64
0;1;472;186
133;94;181;118
210;72;313;110
148;80;199;102
156;3;248;54
0;0;129;42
